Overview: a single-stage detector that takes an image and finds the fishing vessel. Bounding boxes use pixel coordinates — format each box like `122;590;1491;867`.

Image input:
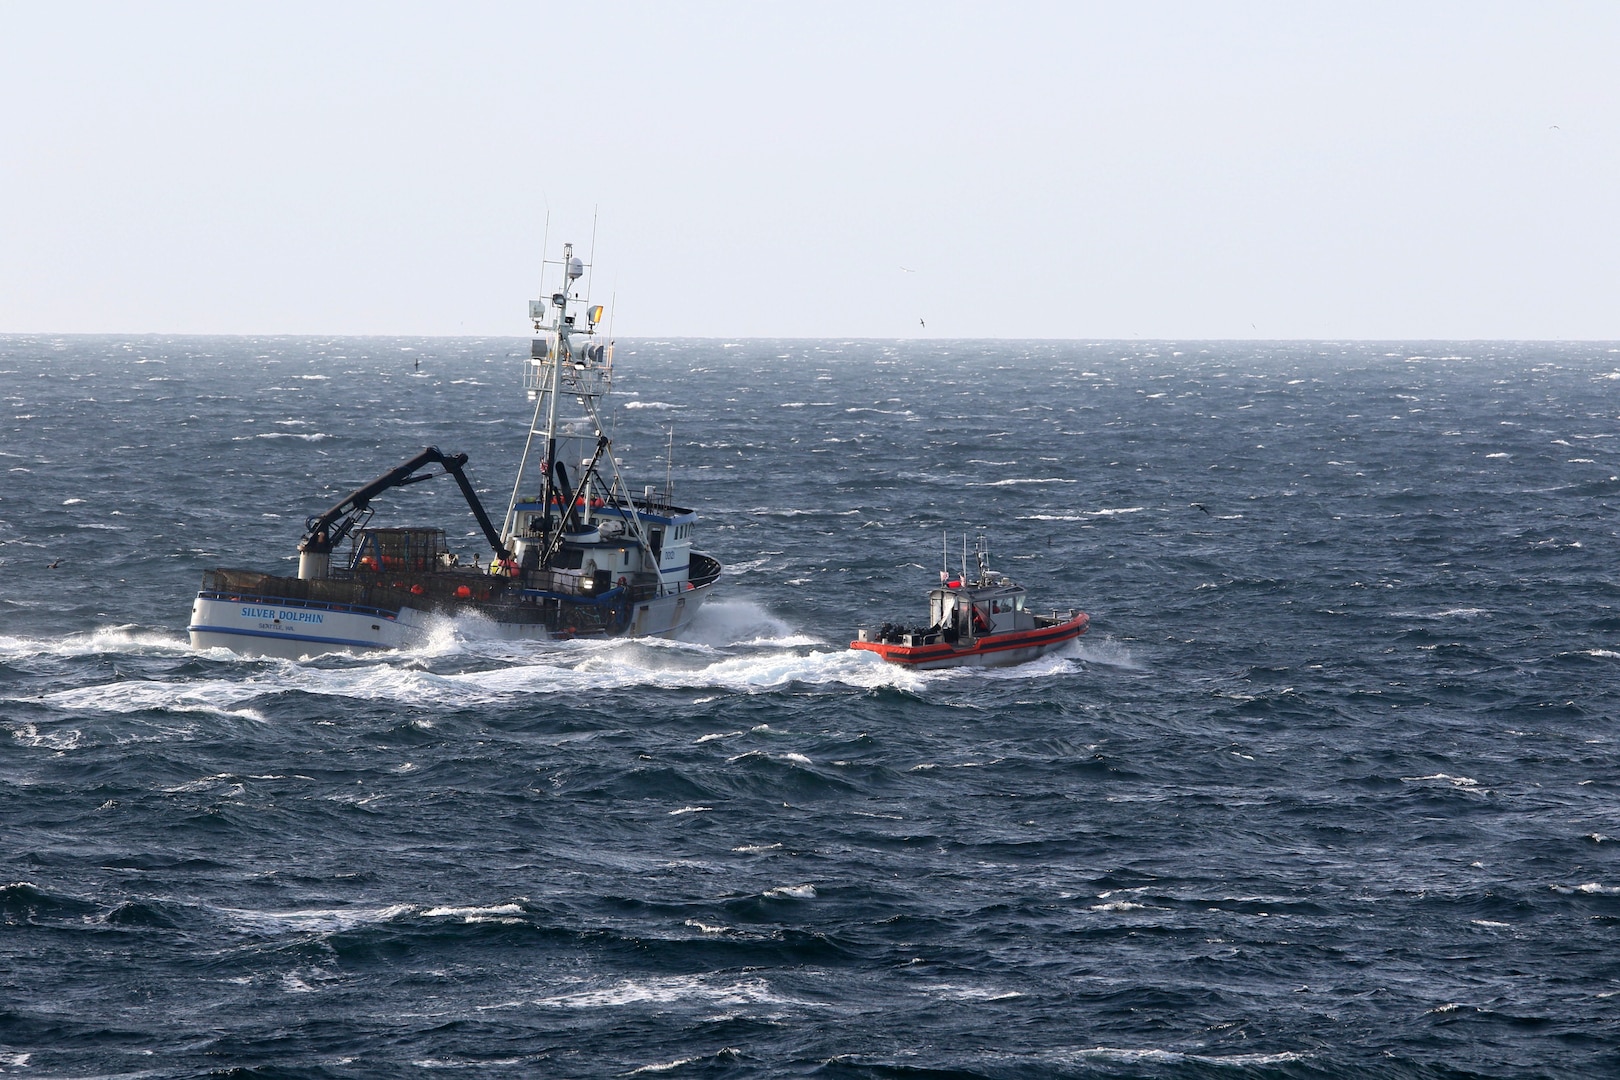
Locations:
851;535;1087;669
188;242;721;658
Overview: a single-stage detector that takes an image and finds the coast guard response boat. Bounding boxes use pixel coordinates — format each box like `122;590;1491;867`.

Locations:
188;243;721;658
852;535;1087;669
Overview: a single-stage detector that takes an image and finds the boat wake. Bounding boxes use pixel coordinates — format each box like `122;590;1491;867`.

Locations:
0;626;191;660
3;606;917;721
5;595;1109;727
21;642;923;716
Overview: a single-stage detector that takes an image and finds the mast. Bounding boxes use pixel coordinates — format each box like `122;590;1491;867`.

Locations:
504;238;672;595
538;243;577;554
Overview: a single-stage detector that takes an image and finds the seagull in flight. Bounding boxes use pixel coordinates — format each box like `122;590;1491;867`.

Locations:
919;318;926;328
899;265;916;273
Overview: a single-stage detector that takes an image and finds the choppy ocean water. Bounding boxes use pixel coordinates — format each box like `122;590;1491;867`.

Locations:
2;334;1619;1078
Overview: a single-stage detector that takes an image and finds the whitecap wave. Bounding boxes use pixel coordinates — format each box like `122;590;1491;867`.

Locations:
216;902;415;935
232;432;333;441
1390;608;1491;620
519;974;793;1010
1068;1048;1307;1067
1070;637;1143;670
420;902;527;922
763;884;816;899
966;477;1077;487
1022;507;1144;520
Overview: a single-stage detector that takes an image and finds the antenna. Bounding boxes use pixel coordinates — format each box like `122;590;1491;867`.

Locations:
586;206;599;302
665;425;674;502
538;211;551;298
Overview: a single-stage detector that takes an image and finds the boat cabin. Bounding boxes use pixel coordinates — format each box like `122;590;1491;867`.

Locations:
504;493;698;594
930;580;1036;638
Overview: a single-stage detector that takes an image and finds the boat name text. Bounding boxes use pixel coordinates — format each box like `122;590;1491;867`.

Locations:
241;606;324;624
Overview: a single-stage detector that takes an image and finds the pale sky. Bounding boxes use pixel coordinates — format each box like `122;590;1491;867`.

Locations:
2;2;1616;339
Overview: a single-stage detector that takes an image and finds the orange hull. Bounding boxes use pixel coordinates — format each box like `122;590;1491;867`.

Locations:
850;612;1089;669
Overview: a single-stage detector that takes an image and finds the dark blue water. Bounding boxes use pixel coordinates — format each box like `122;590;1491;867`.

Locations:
3;336;1619;1078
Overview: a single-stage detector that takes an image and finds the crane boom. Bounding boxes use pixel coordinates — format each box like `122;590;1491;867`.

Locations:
298;446;510;562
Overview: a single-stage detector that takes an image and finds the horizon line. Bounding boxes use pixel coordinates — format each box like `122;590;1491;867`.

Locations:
4;331;1619;346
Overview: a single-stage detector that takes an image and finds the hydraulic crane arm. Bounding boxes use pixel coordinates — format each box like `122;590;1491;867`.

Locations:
299;446;510;561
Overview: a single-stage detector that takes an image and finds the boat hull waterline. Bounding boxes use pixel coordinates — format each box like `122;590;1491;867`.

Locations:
850;611;1088;669
188;572;714;660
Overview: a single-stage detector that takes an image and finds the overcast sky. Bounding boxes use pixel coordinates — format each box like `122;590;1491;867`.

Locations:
2;3;1616;339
